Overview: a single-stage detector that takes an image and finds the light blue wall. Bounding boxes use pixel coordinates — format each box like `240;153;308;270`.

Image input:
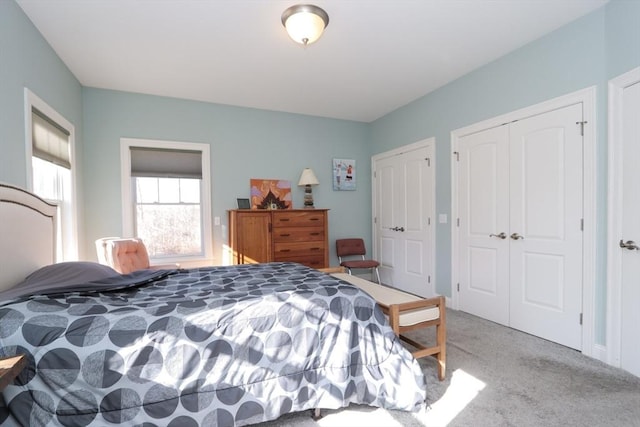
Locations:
371;8;607;293
370;0;640;346
606;0;640;78
82;89;371;263
2;0;638;346
0;0;83;188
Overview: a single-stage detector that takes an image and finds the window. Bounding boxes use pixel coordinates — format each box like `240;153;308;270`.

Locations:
26;89;77;261
135;177;202;257
121;139;212;265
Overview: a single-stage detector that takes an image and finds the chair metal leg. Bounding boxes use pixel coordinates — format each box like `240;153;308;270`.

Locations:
374;267;381;284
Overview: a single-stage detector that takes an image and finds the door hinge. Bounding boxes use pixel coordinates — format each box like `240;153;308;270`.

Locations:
374;217;377;224
373;171;376;178
427;217;431;226
579;313;583;325
580;218;584;231
576;121;588;136
425;157;431;167
453;151;460;161
428;275;431;284
457;218;460;227
457;283;460;292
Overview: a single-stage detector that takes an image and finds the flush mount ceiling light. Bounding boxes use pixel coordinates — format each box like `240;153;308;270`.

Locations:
281;4;329;46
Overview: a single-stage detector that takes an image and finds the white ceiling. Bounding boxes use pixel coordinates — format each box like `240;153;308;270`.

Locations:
17;0;608;123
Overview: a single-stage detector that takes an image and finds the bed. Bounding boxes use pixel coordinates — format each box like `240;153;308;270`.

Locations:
0;183;427;426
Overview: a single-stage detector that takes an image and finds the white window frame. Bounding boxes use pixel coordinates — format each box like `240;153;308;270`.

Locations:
24;88;78;261
120;138;213;267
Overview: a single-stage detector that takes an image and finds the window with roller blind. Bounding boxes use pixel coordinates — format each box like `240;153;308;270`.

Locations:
120;139;212;264
26;89;77;261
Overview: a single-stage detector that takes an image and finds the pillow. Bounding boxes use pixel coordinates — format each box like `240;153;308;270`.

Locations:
1;262;120;301
22;261;119;285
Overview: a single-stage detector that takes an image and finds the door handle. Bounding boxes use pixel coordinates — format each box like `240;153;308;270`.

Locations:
391;226;405;232
619;240;639;251
489;232;507;239
510;233;524;240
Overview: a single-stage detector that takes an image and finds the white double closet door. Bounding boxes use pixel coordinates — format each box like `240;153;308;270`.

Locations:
373;140;435;298
458;103;584;350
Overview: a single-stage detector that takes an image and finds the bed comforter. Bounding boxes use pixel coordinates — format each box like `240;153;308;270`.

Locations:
0;262;426;426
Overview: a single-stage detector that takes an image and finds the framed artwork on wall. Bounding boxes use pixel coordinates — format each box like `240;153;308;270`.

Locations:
250;179;292;209
333;158;356;191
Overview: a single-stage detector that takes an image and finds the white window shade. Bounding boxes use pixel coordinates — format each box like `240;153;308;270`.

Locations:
32;108;71;169
130;147;202;179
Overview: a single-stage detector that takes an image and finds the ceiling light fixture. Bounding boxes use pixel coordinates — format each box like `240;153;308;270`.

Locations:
281;4;329;46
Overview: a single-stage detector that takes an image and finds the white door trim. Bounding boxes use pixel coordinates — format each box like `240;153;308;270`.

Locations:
606;67;640;368
372;137;436;288
451;86;598;358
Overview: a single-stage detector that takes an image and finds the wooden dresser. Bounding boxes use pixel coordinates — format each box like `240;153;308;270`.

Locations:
228;209;329;269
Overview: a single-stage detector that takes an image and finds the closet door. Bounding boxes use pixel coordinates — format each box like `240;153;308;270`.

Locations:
619;80;640;376
374;142;435;297
457;103;584;349
508;104;583;350
458;125;510;325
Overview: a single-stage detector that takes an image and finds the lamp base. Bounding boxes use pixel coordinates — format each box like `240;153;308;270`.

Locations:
303;185;315;208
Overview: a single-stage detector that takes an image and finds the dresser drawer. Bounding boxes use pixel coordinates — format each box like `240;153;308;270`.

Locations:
278;255;326;269
273;211;326;227
274;241;325;257
273;227;324;242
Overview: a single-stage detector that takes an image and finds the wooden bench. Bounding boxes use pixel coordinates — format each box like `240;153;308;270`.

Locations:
0;355;27;391
322;268;446;381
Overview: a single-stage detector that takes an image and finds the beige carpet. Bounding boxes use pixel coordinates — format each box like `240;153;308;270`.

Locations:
257;309;640;427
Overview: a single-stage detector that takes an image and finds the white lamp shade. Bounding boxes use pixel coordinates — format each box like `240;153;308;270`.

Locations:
282;5;329;45
298;168;319;186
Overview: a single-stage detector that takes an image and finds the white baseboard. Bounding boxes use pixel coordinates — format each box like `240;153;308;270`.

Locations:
590;343;608;364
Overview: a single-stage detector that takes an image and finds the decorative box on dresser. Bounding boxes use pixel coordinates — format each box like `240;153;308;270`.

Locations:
228;209;329;269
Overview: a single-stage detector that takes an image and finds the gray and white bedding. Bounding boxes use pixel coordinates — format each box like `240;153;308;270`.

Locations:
0;262;426;426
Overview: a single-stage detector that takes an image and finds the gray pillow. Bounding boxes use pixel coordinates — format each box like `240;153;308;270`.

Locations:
1;262;119;301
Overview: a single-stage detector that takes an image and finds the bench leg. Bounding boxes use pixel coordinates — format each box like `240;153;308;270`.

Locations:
436;308;446;381
311;408;322;420
388;303;446;381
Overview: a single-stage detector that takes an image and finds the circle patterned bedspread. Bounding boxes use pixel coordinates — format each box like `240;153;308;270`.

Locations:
0;262;426;426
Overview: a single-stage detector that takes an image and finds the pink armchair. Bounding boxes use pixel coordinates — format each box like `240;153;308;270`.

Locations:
95;237;178;274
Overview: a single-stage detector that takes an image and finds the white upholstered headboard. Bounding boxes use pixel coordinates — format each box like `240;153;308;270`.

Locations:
0;183;58;292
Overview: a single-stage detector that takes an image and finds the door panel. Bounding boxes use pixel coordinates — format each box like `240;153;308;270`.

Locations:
374;143;435;297
509;104;583;350
521;252;564;310
402;154;429;294
378;163;397;270
620;81;640;376
458;125;510;325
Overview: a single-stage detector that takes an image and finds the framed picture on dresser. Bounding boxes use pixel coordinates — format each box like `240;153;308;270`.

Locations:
236;198;250;209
